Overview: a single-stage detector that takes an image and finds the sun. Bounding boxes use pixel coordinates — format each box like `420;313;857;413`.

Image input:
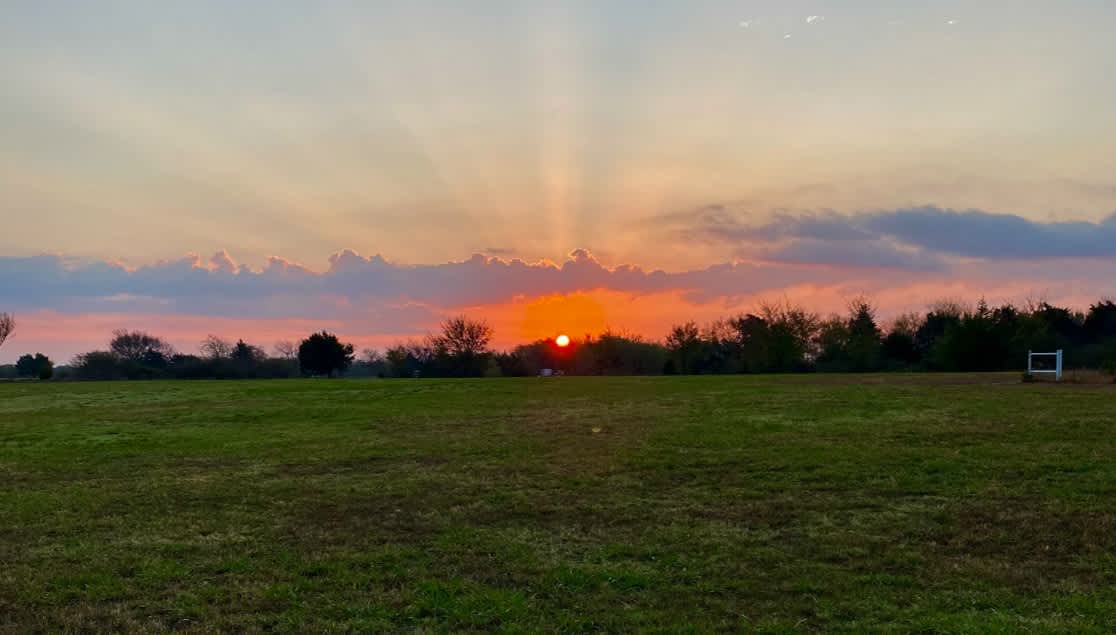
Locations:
555;334;571;348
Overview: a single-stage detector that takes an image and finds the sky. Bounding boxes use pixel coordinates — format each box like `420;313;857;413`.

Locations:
3;0;1116;362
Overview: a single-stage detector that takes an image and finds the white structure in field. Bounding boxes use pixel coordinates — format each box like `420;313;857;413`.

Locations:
1028;349;1063;381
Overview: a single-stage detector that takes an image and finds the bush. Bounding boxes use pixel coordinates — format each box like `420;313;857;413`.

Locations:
72;351;125;380
16;353;53;380
1102;343;1116;381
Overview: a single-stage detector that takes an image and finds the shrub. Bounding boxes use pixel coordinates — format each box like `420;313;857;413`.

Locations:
16;353;53;380
72;351;125;380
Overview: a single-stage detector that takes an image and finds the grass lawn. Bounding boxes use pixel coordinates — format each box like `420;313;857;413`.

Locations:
2;375;1116;632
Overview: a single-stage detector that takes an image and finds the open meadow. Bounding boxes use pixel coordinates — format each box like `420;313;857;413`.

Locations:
2;375;1116;632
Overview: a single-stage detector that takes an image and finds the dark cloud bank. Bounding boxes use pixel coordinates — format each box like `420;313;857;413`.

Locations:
3;206;1116;319
0;249;847;318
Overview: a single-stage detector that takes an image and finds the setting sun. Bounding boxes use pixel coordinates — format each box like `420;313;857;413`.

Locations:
555;334;571;348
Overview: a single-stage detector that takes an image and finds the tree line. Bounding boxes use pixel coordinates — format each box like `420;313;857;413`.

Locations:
3;298;1116;380
0;324;356;381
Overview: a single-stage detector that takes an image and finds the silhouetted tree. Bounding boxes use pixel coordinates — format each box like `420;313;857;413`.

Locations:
110;330;174;362
384;344;413;377
15;352;45;377
142;349;169;370
934;300;993;371
47;292;1116;381
0;313;13;351
1103;341;1116;380
881;312;922;367
1084;301;1116;339
71;351;123;380
200;335;233;360
298;331;355;377
728;314;772;373
430;316;494;377
696;319;738;373
232;340;267;363
347;349;389;378
666;322;703;374
572;331;666;375
916;301;965;368
495;351;530;377
273;340;298;360
881;331;919;366
1034;302;1084;345
845;300;883;372
35;354;53;380
815;315;850;371
16;354;53;379
760;302;819;372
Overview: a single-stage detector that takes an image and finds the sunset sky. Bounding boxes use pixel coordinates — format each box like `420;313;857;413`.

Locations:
3;1;1116;362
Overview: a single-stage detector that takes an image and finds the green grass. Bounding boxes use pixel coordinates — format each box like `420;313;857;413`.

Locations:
2;375;1115;633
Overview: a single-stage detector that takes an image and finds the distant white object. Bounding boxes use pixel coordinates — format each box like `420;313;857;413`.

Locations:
540;368;554;377
1028;349;1063;381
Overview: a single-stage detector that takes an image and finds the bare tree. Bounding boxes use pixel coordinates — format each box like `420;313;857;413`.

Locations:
759;300;821;369
0;313;13;350
273;340;298;360
665;321;702;374
200;335;233;360
431;316;494;358
428;316;494;377
110;329;174;361
927;298;968;319
888;312;923;339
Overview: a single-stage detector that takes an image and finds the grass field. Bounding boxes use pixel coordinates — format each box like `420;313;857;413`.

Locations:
2;376;1116;633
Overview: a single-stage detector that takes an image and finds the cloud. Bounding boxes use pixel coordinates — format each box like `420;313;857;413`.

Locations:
762;239;948;272
3;240;1116;363
806;15;824;24
5;206;1116;361
674;204;1116;262
865;207;1116;259
0;249;851;319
